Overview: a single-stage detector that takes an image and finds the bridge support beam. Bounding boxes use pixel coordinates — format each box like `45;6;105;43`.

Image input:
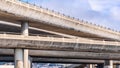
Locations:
15;22;29;68
104;60;113;68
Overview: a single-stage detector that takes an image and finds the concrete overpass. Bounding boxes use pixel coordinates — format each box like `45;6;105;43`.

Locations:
0;33;119;68
0;34;120;53
0;0;120;41
0;0;120;68
1;49;120;60
0;21;77;38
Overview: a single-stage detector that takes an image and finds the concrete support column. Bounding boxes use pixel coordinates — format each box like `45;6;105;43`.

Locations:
24;49;29;68
104;60;113;68
21;22;29;68
88;64;93;68
14;22;29;68
28;57;32;68
113;65;116;68
21;22;29;36
86;64;94;68
14;49;24;68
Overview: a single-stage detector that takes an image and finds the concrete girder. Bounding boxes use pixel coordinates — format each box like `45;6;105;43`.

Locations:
0;34;119;52
1;49;120;60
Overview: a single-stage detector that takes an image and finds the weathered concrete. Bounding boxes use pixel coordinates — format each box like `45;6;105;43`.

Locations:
0;0;120;41
15;21;29;68
0;21;78;38
0;0;120;67
32;57;104;64
0;34;120;53
14;49;24;68
21;22;29;36
23;49;28;68
21;22;29;68
2;49;120;60
28;57;32;68
30;50;120;60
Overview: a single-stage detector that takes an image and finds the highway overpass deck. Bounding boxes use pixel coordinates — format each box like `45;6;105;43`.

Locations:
1;49;120;60
0;33;119;53
0;0;120;68
0;0;120;41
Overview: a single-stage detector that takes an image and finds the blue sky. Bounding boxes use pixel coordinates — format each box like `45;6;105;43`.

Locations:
21;0;120;31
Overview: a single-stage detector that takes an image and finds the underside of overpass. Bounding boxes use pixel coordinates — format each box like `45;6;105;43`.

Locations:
0;0;120;68
0;20;118;41
0;17;117;41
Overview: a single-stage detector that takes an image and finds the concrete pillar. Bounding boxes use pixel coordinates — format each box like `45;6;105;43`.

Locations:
28;57;32;68
104;60;113;68
24;49;29;68
88;64;93;68
21;22;29;68
88;64;97;68
21;22;29;36
86;64;94;68
14;49;24;68
113;65;116;68
14;22;29;68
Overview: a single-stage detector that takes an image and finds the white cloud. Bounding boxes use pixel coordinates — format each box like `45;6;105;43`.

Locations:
88;0;120;12
110;7;120;21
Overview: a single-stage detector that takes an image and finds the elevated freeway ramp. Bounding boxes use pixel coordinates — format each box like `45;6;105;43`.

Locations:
0;0;120;41
0;34;119;53
0;0;120;68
